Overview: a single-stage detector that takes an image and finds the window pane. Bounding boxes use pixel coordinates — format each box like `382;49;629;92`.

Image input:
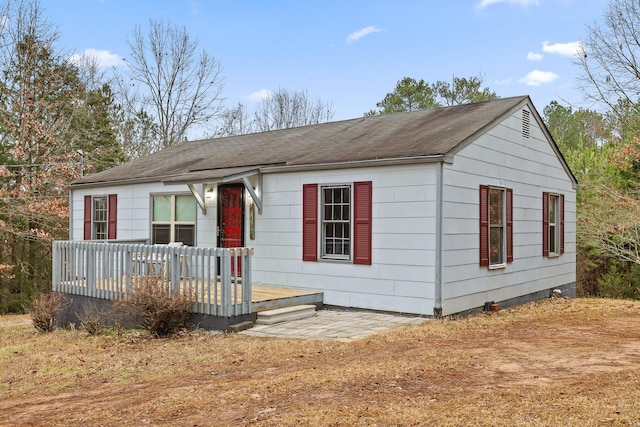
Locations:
325;224;334;238
334;205;342;220
549;195;557;224
152;224;170;244
490;227;503;264
325;240;334;255
324;188;333;204
489;189;503;225
153;196;171;221
176;195;196;221
175;225;195;246
324;205;332;221
342;187;350;204
549;224;557;254
94;223;106;240
343;205;350;221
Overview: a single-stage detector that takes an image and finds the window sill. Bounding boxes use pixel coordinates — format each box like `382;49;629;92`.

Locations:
319;257;351;264
488;263;506;270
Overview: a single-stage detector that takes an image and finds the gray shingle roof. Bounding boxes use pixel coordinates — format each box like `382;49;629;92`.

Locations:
72;96;530;187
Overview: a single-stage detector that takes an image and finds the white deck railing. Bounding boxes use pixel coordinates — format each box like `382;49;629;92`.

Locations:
52;241;253;316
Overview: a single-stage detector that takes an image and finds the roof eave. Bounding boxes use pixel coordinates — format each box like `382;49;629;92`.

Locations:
259;155;447;174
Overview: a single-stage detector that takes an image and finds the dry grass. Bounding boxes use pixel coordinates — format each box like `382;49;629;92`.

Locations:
1;298;640;426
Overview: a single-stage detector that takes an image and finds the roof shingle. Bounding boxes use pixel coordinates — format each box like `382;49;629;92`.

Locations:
72;96;529;187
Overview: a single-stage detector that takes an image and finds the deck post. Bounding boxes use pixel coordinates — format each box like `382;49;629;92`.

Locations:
169;247;180;291
221;249;231;317
124;245;132;292
86;243;96;298
243;248;252;314
52;241;60;292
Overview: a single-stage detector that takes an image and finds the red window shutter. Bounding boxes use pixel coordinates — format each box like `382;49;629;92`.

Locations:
108;194;117;240
560;194;565;255
302;184;318;261
542;192;549;256
506;188;513;263
479;185;489;266
353;181;372;265
83;195;92;240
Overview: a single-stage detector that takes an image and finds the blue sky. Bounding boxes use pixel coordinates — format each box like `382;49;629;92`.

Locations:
42;0;608;121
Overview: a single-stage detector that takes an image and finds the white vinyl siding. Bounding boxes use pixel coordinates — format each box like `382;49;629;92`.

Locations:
441;106;576;315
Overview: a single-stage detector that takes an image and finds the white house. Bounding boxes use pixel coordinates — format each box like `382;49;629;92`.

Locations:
68;96;577;316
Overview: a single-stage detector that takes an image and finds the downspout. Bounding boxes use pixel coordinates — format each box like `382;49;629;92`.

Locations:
434;161;444;318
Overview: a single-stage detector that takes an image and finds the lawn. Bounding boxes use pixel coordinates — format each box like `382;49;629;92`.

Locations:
1;298;640;426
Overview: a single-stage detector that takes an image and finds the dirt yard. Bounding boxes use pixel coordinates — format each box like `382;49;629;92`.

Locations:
1;298;640;426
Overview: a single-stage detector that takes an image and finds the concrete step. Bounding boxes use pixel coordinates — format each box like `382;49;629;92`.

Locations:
226;320;255;333
256;304;316;325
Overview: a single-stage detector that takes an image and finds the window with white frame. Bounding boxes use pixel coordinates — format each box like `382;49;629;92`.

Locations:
93;196;107;240
480;185;513;267
489;188;505;266
548;194;559;255
543;192;564;257
152;194;196;246
321;185;351;260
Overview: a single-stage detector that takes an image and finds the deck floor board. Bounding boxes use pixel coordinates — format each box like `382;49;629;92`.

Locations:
57;278;322;310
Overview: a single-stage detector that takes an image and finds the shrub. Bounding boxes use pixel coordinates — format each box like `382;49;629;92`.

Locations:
597;260;640;300
114;275;194;337
30;291;65;333
77;300;109;336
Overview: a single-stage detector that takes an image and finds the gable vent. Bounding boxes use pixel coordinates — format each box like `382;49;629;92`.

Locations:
522;109;530;138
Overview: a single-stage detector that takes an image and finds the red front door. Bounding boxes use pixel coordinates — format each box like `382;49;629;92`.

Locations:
219;185;244;273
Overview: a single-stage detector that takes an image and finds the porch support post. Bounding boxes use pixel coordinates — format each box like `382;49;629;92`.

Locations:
242;176;262;214
187;184;207;215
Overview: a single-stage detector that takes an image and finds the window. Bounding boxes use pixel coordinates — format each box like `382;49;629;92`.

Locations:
93;196;107;240
543;192;564;256
489;188;505;265
322;185;351;259
83;194;117;240
152;194;196;246
303;181;372;265
479;185;513;267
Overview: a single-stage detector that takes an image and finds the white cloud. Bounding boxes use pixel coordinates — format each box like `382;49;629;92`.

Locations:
247;89;271;101
69;48;122;68
542;41;583;58
476;0;539;10
527;52;543;61
345;26;382;45
519;70;558;86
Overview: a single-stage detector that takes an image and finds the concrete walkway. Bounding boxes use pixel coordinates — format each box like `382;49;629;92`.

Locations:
240;309;428;342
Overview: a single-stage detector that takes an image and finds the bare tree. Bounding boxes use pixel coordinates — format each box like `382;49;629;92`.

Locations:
123;19;224;149
252;88;333;132
577;0;640;111
214;102;252;137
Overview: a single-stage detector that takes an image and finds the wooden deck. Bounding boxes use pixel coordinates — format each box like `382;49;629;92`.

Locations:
251;284;323;312
57;277;323;314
